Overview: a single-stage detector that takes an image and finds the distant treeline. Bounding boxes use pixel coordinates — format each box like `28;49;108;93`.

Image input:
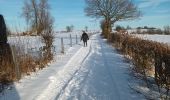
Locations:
115;25;170;35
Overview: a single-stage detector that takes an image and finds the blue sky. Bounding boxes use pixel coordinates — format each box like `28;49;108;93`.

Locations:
118;0;170;29
0;0;170;31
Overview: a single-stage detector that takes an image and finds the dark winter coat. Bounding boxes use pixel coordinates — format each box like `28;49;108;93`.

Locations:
0;14;7;43
81;32;89;42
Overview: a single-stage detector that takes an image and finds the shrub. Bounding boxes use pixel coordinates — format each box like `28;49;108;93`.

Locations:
110;33;170;97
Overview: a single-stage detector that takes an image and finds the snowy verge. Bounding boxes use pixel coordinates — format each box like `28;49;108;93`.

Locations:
130;85;160;100
128;78;170;100
0;39;91;100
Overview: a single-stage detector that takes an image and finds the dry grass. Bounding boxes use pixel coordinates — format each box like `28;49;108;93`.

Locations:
0;34;53;85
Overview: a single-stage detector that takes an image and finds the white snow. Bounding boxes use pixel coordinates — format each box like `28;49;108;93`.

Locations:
126;29;170;45
0;33;146;100
7;32;82;54
53;34;145;100
134;34;170;45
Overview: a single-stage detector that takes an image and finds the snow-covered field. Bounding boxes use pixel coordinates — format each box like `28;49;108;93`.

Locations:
53;32;82;54
8;32;82;54
127;29;170;45
134;34;170;45
8;36;43;58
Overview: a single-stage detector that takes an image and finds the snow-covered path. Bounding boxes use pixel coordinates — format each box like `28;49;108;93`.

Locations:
0;34;145;100
54;34;145;100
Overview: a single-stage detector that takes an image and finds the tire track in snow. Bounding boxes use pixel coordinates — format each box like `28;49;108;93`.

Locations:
57;37;98;100
35;39;92;100
56;35;121;100
98;36;121;100
55;34;145;100
55;37;93;100
76;39;98;99
63;35;121;99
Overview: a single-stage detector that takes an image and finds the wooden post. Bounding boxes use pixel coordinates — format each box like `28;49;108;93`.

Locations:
61;38;64;54
11;45;21;81
76;35;78;44
70;34;72;47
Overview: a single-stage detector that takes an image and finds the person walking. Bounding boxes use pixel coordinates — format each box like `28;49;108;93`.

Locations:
81;31;89;47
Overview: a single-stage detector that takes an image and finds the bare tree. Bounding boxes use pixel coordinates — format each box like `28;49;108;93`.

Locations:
164;25;170;35
85;26;88;32
22;0;55;63
70;25;74;32
21;1;31;32
21;0;54;35
66;26;71;32
38;0;51;32
66;25;74;32
32;0;39;31
22;0;39;33
100;19;107;35
84;0;141;38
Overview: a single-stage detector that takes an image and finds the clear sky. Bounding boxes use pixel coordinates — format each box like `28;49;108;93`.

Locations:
0;0;170;31
117;0;170;29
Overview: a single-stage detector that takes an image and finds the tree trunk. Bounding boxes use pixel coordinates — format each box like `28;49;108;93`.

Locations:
105;18;112;39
